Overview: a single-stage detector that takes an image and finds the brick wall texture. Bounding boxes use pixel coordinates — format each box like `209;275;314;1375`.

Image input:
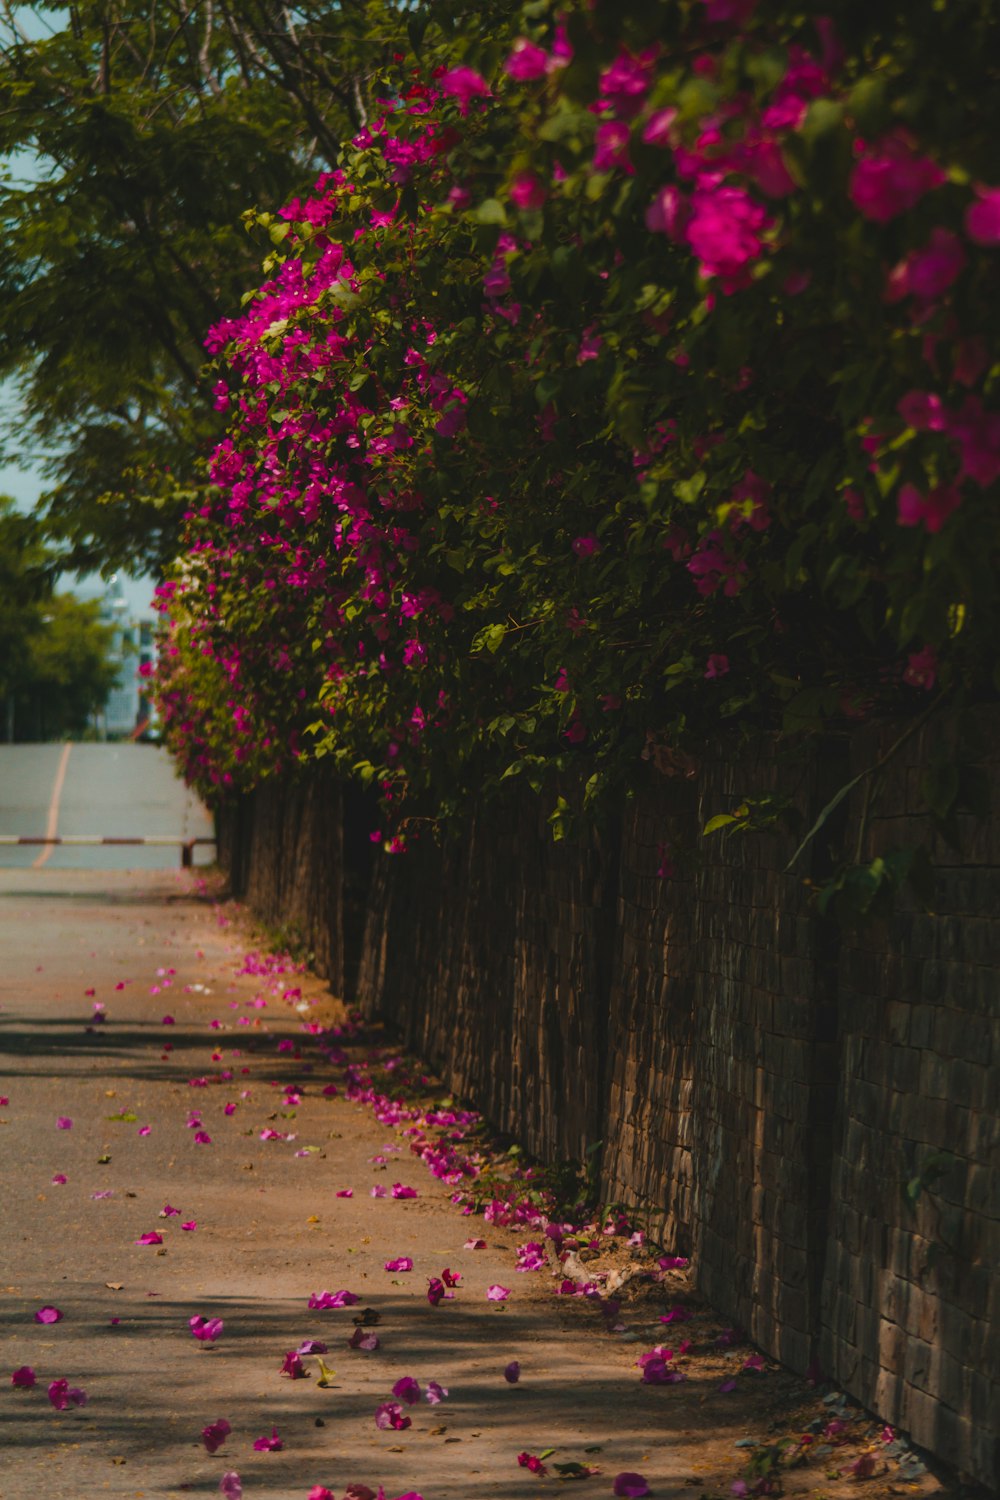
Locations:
216;714;999;1486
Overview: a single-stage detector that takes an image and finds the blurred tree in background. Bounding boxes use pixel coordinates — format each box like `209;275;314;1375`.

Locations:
0;496;117;738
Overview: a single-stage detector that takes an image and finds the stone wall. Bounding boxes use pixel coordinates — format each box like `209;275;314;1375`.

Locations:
216;716;999;1486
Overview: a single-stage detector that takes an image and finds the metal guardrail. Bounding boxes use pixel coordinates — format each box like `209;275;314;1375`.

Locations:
0;835;216;868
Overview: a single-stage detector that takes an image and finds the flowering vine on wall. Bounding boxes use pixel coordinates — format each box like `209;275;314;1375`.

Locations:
155;0;998;898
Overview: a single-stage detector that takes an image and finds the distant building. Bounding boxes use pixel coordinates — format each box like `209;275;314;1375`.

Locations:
92;576;158;739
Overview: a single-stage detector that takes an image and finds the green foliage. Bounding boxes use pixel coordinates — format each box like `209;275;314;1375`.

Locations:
0;1;436;573
154;0;999;874
0;496;119;738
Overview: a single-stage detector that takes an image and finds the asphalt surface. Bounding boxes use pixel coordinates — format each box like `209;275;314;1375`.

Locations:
0;866;712;1500
0;744;214;870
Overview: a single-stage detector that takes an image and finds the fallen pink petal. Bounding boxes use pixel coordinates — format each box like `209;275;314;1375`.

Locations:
11;1366;36;1388
717;1377;738;1393
202;1419;231;1454
392;1375;421;1404
375;1400;411;1431
425;1380;448;1404
47;1378;87;1410
160;1204;181;1217
517;1451;547;1475
308;1289;359;1309
504;1360;520;1383
253;1427;283;1451
219;1473;243;1500
181;1220;197;1231
348;1327;380;1352
614;1474;652;1498
384;1256;413;1272
463;1237;487;1250
280;1350;308;1378
336;1188;353;1197
51;1173;67;1185
390;1183;417;1198
298;1339;328;1355
34;1305;63;1324
56;1117;72;1130
486;1284;510;1301
193;1130;212;1144
190;1315;224;1343
135;1231;163;1245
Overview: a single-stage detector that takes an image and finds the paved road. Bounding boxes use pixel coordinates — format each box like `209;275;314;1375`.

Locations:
0;743;214;869
0;868;697;1500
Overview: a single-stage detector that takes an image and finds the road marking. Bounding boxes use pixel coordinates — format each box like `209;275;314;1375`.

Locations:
32;743;72;870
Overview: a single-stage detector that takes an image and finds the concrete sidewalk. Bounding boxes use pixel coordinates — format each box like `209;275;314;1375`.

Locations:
0;868;936;1500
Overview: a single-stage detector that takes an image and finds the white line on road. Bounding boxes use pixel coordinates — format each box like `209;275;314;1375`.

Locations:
32;742;72;870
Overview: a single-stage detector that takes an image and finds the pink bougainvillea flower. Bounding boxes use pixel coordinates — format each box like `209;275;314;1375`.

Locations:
510;172;547;211
219;1474;242;1500
659;1306;693;1323
517;1452;547;1475
384;1256;413;1273
704;654;730;680
504;1360;521;1383
440;66;491;111
161;1204;181;1218
505;38;549;82
34;1305;63;1324
903;646;937;691
308;1289;359;1310
614;1475;652;1499
11;1365;36;1388
253;1427;283;1452
189;1315;224;1343
885;228;965;303
193;1130;212;1144
849;133;945;222
964;185;1000;245
392;1376;421;1404
685;184;772;285
717;1377;738;1392
202;1419;232;1453
307;1489;333;1500
571;535;600;559
743;1353;766;1373
426;1277;446;1306
896;482;960;533
138;1125;151;1136
425;1380;448;1404
849;1453;876;1479
441;1267;461;1288
48;1378;87;1410
162;1014;175;1025
336;1189;354;1198
348;1327;380;1351
181;1220;197;1231
56;1117;72;1130
486;1284;510;1301
657;1255;689;1271
135;1231;163;1246
390;1183;417;1199
370;1185;386;1199
280;1351;307;1379
464;1237;487;1250
375;1401;411;1431
51;1173;67;1185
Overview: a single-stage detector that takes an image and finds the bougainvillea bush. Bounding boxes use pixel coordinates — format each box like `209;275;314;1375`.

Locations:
156;0;999;861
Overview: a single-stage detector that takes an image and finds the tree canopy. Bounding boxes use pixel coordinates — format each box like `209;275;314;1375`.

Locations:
0;0;486;573
0;496;119;738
